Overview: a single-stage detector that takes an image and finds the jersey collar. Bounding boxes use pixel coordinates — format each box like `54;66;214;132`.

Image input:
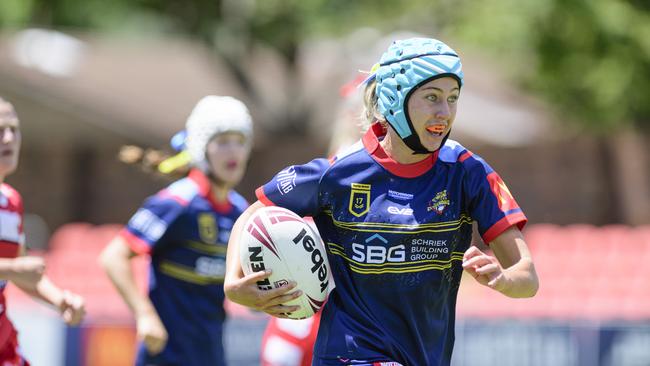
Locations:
362;123;438;178
188;169;232;214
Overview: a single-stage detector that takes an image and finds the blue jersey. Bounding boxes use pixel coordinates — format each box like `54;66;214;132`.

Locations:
256;124;526;366
121;169;248;366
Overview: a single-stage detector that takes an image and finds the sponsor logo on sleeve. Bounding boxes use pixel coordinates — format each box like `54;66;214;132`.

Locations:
129;208;168;242
276;166;297;195
348;183;371;217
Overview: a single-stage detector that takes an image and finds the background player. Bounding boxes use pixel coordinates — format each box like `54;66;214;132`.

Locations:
100;96;253;366
260;314;320;366
0;97;85;366
223;38;539;366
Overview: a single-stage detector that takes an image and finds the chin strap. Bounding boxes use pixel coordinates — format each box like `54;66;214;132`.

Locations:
402;133;431;155
390;125;451;155
432;131;451;154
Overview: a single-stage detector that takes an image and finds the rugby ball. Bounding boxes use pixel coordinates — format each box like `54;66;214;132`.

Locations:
240;206;333;319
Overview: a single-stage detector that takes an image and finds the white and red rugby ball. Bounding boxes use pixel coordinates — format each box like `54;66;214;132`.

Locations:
240;206;333;319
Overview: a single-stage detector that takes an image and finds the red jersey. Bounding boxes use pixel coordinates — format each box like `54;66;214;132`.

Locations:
0;183;25;349
261;312;321;366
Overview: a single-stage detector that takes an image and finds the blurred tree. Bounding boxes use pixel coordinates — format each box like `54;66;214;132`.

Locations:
2;0;647;222
6;0;644;132
0;0;436;134
451;0;649;131
450;0;650;223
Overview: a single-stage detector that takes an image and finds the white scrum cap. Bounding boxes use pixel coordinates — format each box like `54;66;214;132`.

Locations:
185;95;253;171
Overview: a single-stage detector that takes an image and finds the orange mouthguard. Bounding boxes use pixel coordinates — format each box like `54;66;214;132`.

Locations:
426;125;446;134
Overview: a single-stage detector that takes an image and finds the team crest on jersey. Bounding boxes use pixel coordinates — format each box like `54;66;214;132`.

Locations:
198;213;218;243
349;183;371;217
427;190;450;215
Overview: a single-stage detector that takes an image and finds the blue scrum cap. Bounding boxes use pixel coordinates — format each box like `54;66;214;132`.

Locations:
374;38;463;152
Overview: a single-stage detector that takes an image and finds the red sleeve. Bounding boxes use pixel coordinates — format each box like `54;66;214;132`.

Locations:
255;186;275;207
118;228;152;255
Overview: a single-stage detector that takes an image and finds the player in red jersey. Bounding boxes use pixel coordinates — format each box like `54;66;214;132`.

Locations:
0;98;86;366
260;312;321;366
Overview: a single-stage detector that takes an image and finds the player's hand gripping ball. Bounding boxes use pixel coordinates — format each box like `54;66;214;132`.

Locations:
240;206;333;319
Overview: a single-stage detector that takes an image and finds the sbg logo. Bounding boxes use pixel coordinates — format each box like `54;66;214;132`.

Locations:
195;256;225;277
352;234;405;264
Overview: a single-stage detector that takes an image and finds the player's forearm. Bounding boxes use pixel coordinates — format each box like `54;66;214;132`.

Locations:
100;239;156;318
224;201;265;293
0;259;19;280
14;275;63;307
489;227;539;298
1;256;46;287
498;257;538;298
